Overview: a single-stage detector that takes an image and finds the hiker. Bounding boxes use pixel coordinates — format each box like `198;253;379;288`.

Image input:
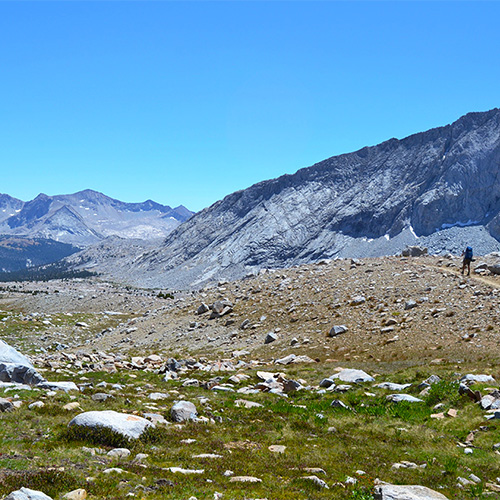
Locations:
461;246;473;276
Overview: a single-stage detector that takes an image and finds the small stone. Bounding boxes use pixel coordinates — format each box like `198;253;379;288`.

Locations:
62;489;87;500
328;325;348;337
302;475;329;489
107;448;131;459
171;401;198;422
404;300;418;310
350;296;366;306
167;467;204;474
91;393;113;403
264;332;278;344
28;401;45;410
0;398;14;412
386;394;423;403
268;445;286;454
63;402;81;411
103;468;125;474
229;476;262;483
197;303;209;315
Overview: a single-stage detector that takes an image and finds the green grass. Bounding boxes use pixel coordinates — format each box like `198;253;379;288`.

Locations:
1;360;500;499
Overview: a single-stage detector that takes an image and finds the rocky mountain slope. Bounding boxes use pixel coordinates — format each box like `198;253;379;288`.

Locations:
0;236;80;273
0;194;24;223
0;189;193;247
67;108;500;289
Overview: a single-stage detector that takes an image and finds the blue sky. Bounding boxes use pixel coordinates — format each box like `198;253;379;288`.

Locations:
0;1;499;212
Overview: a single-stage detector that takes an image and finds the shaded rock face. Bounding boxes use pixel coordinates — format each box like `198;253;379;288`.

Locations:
0;340;46;386
75;109;500;289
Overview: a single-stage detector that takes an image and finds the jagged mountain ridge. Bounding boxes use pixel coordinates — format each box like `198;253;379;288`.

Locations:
0;194;24;224
0;189;193;247
72;107;500;290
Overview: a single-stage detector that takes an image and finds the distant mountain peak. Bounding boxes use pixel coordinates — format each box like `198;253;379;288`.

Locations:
0;189;193;247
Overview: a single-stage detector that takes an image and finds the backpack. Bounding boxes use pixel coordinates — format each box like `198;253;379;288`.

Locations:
465;246;473;259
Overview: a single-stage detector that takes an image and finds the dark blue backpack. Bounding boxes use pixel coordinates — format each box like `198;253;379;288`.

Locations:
465;246;473;259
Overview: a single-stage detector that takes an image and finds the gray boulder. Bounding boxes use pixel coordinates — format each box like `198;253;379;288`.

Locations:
488;261;500;275
0;398;14;412
404;300;418;310
68;410;154;440
197;303;209;315
264;332;278;344
170;401;198;422
331;369;374;383
2;488;54;500
319;378;335;388
376;382;412;391
39;381;79;392
328;325;348;337
0;341;46;386
0;340;34;367
0;362;45;386
460;374;496;385
402;246;428;257
374;484;449;499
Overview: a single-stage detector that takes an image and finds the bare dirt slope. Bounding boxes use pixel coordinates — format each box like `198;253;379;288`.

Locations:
1;254;500;370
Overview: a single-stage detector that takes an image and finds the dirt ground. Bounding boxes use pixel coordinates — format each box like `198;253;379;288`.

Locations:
1;255;500;371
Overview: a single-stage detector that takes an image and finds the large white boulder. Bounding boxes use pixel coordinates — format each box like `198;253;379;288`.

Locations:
0;340;45;386
0;340;34;367
2;487;53;500
331;369;374;383
374;484;449;500
68;410;154;439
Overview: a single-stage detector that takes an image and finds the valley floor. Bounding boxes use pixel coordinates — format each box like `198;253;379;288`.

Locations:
1;255;500;499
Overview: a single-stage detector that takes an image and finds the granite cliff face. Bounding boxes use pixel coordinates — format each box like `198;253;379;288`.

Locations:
71;109;500;288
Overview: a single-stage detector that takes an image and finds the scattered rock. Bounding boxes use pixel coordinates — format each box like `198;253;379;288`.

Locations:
0;398;14;412
461;374;496;385
61;490;87;500
402;246;428;257
264;332;278;344
386;394;423;403
376;383;412;391
229;476;262;483
302;475;329;489
107;448;131;459
170;401;198;422
268;445;286;454
328;325;348;337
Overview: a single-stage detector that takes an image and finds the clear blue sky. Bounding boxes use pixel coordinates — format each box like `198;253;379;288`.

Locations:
1;1;498;212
